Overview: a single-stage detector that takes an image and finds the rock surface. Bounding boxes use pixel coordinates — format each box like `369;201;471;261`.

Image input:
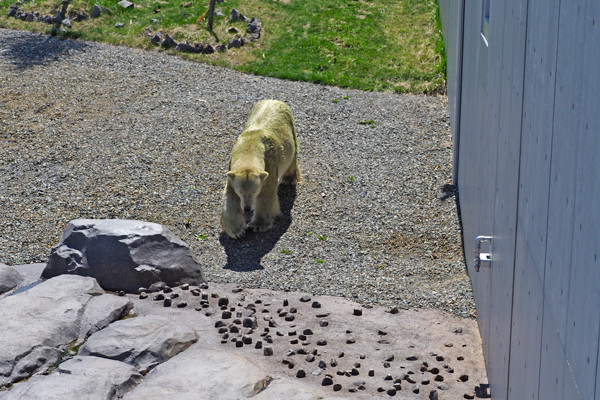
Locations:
1;264;488;399
0;264;23;294
0;356;142;400
123;347;270;399
79;315;198;373
41;219;205;293
0;274;132;386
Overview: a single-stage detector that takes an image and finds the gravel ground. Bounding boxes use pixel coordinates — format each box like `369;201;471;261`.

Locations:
0;29;474;318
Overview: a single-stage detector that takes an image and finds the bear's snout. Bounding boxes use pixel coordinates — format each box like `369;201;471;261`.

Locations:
243;210;254;224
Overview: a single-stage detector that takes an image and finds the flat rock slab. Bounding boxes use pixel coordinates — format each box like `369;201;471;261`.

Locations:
129;282;489;400
0;264;23;294
42;219;205;293
0;275;132;386
79;315;198;373
0;356;142;400
123;347;271;399
0;266;488;399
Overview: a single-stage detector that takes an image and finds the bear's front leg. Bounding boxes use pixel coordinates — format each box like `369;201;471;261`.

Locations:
221;184;246;239
248;179;281;232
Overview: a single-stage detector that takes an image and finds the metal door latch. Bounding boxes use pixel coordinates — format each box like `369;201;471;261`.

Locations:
474;236;492;271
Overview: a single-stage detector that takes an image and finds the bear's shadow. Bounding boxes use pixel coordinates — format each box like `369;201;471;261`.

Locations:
219;184;297;271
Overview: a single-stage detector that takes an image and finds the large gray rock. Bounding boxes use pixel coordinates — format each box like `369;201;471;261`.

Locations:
253;379;349;400
79;315;198;373
0;264;24;294
123;347;271;399
76;294;136;344
42;219;205;293
0;275;132;386
0;356;142;400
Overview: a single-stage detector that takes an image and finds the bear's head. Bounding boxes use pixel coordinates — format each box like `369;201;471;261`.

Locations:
227;169;269;213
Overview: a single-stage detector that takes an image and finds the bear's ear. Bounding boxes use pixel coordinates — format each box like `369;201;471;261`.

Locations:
259;171;269;182
226;171;236;180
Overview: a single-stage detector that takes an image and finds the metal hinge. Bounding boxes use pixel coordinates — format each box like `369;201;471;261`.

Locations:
474;236;492;272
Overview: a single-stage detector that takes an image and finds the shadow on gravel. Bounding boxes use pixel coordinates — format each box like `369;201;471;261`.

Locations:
219;185;297;272
2;32;87;71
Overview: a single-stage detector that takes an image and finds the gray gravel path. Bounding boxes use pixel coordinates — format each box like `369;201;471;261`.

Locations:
0;29;474;317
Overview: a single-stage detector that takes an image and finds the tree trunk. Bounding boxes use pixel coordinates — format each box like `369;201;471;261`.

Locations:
52;0;70;35
207;0;217;31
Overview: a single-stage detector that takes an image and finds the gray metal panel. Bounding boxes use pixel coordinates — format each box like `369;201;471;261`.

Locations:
458;0;493;362
538;306;568;400
445;0;600;398
507;237;543;400
564;2;600;397
508;0;559;397
544;0;587;351
438;0;464;184
487;2;528;399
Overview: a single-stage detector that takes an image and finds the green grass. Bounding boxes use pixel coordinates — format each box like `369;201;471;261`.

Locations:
0;0;446;93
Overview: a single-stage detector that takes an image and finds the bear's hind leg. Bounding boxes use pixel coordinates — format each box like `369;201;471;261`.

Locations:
280;156;301;185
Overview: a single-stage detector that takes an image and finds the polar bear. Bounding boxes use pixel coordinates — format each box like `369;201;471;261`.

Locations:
221;99;300;239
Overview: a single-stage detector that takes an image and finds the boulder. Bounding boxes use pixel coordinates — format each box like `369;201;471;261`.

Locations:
247;18;261;35
161;34;177;49
90;4;101;18
0;264;24;294
73;12;88;21
151;31;162;45
7;6;18;18
229;8;245;22
176;42;200;53
79;315;198;373
228;36;242;49
76;294;135;344
117;0;134;9
0;356;142;399
122;347;271;399
42;219;205;293
0;275;132;386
